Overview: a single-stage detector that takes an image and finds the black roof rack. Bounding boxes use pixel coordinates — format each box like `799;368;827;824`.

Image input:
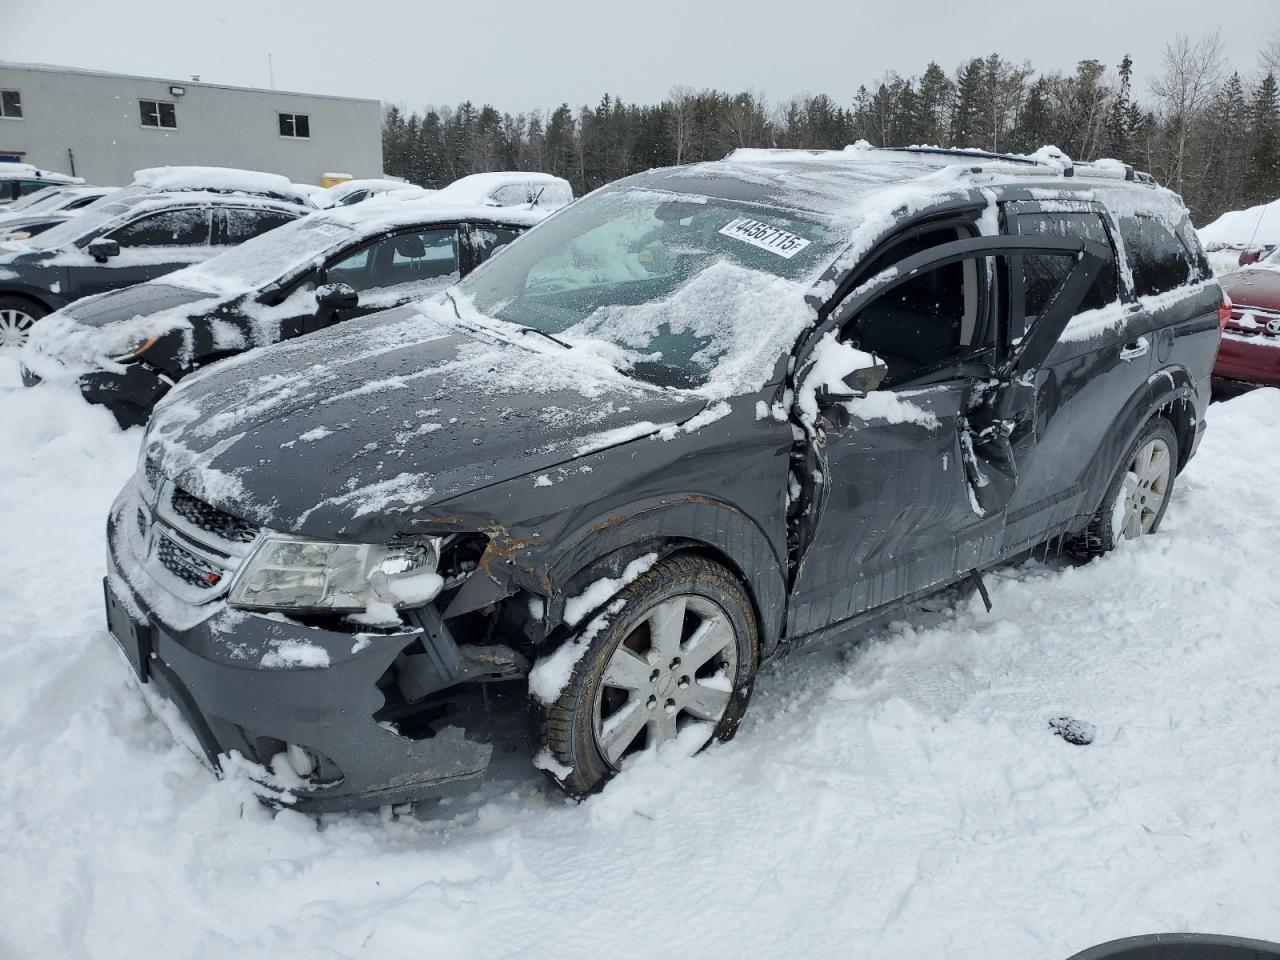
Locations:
889;146;1042;166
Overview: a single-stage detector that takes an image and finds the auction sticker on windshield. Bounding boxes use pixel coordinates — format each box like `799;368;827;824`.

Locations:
719;218;812;259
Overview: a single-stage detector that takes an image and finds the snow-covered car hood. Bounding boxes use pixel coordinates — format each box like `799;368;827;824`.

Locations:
1221;267;1280;313
144;304;708;540
61;282;219;328
22;282;230;384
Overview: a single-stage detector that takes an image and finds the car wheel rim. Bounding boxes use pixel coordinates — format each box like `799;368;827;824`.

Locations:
591;594;739;769
0;308;34;348
1119;437;1171;539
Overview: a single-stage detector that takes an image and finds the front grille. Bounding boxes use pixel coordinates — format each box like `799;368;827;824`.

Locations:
156;536;222;590
169;486;258;544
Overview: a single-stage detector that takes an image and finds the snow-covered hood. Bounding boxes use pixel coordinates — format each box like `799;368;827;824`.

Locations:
22;282;229;384
1220;267;1280;313
144;305;707;540
62;282;220;329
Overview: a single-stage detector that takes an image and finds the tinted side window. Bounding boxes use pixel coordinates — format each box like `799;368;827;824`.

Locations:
327;228;458;292
108;209;211;247
16;179;52;198
221;207;298;244
1118;214;1196;297
1015;212;1118;323
467;225;524;268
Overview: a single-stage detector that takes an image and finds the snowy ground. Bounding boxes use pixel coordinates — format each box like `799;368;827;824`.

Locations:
3;350;1280;960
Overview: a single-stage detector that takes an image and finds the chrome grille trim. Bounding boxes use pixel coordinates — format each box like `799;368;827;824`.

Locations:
131;466;263;605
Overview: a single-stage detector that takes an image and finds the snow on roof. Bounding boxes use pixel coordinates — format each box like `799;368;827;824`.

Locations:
320;197;550;233
0;163;81;184
131;166;311;205
317;179;433;208
1198;198;1280;249
433;171;574;208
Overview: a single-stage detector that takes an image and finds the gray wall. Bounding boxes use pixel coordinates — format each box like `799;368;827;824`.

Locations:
0;63;383;186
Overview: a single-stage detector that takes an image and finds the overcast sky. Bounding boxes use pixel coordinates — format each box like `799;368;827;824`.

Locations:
2;0;1272;114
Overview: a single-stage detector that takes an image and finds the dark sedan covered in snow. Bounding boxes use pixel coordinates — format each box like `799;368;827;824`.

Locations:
22;199;547;424
0;166;314;349
105;146;1221;811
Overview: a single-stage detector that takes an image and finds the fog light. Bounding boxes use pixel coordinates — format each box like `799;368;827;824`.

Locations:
286;742;316;778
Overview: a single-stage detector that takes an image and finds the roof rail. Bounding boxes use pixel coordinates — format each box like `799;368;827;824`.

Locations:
723;144;1159;186
888;146;1042;166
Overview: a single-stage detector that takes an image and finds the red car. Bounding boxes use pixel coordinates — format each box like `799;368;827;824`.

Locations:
1216;252;1280;393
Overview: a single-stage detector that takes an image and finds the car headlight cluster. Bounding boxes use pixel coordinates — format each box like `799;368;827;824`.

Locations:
110;332;161;363
228;534;444;613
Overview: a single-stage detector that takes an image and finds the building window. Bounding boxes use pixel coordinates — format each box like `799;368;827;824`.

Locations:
0;90;21;119
140;100;177;129
278;113;310;139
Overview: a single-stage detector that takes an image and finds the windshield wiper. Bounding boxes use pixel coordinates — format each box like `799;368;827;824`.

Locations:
514;325;571;349
444;290;570;349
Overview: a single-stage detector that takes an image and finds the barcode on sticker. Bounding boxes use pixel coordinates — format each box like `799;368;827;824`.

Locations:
719;218;811;259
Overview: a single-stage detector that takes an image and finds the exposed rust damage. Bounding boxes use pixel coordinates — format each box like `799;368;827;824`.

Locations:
587;495;750;538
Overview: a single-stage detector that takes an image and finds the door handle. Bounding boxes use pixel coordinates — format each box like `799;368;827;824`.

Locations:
1119;336;1150;361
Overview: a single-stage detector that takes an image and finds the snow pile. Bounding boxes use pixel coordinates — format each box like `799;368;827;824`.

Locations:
1198;198;1280;250
434;172;574;209
6;359;1280;959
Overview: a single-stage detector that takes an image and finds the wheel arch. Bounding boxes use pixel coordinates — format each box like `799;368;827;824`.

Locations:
0;287;55;315
1078;363;1199;524
542;496;788;658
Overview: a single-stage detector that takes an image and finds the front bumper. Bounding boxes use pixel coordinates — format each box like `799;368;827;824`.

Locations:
79;364;171;428
1213;332;1280;390
21;359;170;428
104;483;497;812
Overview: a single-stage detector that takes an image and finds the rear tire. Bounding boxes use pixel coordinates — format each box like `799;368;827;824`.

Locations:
1070;417;1179;559
530;555;759;798
0;296;46;349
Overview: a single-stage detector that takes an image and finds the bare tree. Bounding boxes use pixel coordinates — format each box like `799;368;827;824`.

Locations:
1149;32;1225;194
666;85;696;165
722;90;771;149
1262;27;1280;77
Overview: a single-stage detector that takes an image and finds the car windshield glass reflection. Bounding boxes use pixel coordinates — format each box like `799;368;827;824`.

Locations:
457;186;836;388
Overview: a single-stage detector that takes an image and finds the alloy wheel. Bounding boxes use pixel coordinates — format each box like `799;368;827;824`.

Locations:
0;308;34;348
1119;437;1172;539
591;594;739;769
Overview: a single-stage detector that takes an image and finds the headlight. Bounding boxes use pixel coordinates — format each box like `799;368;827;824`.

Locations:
228;534;443;613
110;332;161;363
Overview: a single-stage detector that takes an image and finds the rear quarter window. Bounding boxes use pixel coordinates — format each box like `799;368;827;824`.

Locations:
1012;210;1119;335
1117;214;1198;298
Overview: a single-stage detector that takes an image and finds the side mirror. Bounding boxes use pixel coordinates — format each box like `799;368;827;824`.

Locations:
87;237;120;262
843;362;888;393
315;282;358;312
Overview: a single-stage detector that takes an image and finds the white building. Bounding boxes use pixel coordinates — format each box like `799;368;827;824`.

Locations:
0;61;384;186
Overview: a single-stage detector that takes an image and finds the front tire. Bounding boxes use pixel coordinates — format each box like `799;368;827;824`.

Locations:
0;296;46;349
531;555;759;798
1071;417;1179;559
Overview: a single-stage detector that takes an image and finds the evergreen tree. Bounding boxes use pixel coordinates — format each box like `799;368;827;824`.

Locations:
1245;72;1280;207
951;58;985;148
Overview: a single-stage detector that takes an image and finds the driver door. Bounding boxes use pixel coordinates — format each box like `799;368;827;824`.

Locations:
316;225;460;328
787;235;1109;640
75;206;214;298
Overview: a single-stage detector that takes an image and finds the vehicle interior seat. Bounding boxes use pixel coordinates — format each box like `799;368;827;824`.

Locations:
843;225;982;383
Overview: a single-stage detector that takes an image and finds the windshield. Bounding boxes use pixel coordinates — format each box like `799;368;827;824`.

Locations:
167;215;355;294
456;186;838;389
28;186;150;249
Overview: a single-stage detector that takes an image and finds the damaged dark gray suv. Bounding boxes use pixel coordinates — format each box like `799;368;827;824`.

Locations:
104;146;1223;810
